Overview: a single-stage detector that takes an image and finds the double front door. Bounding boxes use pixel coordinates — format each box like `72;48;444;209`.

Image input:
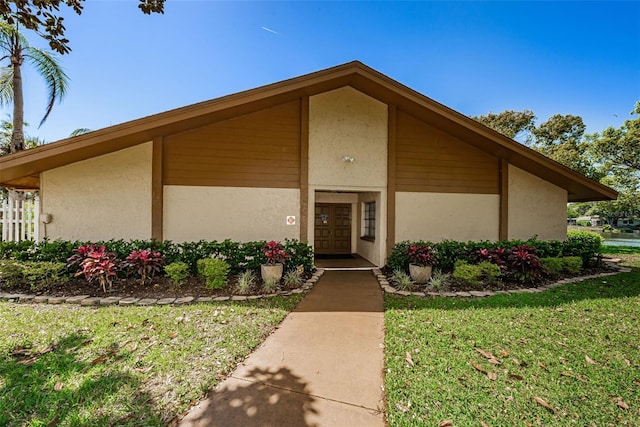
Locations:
314;203;351;254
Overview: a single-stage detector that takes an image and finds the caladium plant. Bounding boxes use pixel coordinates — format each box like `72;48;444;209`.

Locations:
125;249;164;285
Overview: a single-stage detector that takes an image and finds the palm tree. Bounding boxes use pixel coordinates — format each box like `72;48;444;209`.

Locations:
0;21;68;153
0;116;44;155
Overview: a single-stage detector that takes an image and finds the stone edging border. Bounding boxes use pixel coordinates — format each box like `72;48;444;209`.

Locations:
371;261;633;298
0;269;326;307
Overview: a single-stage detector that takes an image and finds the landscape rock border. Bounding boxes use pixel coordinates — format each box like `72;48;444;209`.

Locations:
0;269;326;307
373;260;632;298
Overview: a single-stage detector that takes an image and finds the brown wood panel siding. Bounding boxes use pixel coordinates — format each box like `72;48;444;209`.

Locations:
387;105;397;255
164;101;301;188
151;137;164;241
300;96;309;243
396;111;499;194
499;158;509;240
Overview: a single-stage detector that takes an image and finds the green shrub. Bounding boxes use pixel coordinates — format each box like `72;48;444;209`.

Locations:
564;230;602;267
164;261;190;287
478;261;501;284
526;238;564;258
540;257;563;277
0;240;36;261
0;260;67;291
282;239;314;273
562;256;583;275
0;260;25;287
391;270;413;290
33;240;78;263
23;261;68;291
197;258;230;290
453;261;481;286
453;261;500;286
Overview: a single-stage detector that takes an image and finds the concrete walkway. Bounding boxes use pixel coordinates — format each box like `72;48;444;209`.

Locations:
178;270;385;427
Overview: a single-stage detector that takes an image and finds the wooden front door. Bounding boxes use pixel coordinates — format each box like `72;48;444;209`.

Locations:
314;203;352;254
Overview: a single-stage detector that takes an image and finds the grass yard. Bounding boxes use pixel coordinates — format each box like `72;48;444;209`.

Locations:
0;296;303;426
385;272;640;426
602;245;640;270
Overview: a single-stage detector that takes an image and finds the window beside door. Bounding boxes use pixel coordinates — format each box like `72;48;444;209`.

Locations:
362;201;376;241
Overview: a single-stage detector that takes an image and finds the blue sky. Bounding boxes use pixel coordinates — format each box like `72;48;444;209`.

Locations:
4;1;640;143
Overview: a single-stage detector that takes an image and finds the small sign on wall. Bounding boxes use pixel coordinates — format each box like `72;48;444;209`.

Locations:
286;216;296;225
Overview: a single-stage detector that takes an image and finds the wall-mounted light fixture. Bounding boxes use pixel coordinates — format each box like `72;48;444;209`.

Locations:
342;156;355;163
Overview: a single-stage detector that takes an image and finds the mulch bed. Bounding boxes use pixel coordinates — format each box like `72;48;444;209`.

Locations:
1;274;310;299
381;263;619;293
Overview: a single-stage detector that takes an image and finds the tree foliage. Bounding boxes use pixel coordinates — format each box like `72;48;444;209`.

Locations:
589;102;640;174
0;0;165;54
0;116;42;155
474;110;602;180
530;114;602;180
474;102;640;225
472;109;536;140
0;21;68;152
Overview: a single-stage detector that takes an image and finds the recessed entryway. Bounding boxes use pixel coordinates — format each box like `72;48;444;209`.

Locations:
314;203;352;254
309;190;387;267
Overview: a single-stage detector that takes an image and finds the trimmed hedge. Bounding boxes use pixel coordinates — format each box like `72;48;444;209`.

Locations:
0;260;67;291
0;238;314;275
388;232;602;273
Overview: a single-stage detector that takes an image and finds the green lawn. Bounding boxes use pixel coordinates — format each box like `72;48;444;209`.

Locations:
384;272;640;426
602;246;640;271
0;296;302;426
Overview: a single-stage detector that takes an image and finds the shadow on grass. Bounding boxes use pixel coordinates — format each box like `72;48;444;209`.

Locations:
386;272;640;311
0;333;159;426
180;366;318;427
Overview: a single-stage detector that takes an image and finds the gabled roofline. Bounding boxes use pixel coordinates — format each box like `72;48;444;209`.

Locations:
0;60;617;201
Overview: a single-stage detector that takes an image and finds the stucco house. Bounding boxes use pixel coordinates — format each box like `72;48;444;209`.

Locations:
0;62;616;266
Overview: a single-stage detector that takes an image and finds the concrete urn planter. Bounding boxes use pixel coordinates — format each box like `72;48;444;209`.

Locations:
261;264;284;282
409;264;432;284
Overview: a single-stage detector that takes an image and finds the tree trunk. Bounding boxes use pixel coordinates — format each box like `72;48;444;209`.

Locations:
10;38;24;153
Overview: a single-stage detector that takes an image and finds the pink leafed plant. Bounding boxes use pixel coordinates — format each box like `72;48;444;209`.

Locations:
407;244;435;267
73;245;119;293
262;241;291;265
125;249;165;285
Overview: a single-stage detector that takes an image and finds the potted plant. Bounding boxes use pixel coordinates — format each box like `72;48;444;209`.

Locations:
407;244;434;283
261;240;290;282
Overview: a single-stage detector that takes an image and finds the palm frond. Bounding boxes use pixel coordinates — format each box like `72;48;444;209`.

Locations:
0;21;27;52
0;66;14;106
23;46;69;127
69;128;92;137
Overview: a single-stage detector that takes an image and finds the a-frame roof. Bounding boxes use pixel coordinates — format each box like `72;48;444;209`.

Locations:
0;61;616;202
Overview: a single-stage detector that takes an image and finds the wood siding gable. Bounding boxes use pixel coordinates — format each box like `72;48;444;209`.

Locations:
396;110;499;194
163;101;301;188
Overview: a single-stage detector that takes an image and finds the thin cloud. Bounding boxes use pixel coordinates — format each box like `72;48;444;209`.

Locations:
261;26;281;35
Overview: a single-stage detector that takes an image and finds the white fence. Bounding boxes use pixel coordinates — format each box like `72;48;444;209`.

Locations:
0;194;40;242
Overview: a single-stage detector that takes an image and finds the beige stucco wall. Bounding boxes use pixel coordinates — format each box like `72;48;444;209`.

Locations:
395;192;500;243
164;186;300;242
309;87;388;189
308;87;388;264
508;165;567;240
40;143;153;241
356;192;385;266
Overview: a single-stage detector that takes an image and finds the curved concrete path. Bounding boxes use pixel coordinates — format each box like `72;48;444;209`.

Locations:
178;270;385;427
